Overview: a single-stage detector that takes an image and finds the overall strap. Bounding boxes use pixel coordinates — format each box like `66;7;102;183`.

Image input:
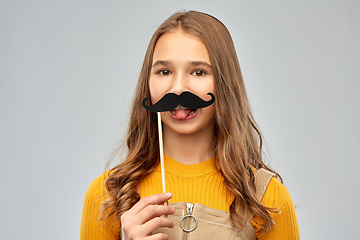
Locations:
240;168;276;240
254;168;275;202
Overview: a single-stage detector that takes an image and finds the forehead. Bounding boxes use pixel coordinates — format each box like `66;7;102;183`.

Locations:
152;31;211;65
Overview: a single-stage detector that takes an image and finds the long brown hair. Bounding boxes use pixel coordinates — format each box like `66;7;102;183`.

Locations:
101;10;281;234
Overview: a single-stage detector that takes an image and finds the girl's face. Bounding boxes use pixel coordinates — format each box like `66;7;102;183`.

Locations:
149;30;215;136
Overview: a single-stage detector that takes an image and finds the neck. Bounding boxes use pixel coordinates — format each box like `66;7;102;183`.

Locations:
162;124;215;165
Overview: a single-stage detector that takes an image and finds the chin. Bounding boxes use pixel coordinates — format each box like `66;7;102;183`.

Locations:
169;122;211;136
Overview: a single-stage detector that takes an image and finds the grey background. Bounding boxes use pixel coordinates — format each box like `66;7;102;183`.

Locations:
1;0;359;239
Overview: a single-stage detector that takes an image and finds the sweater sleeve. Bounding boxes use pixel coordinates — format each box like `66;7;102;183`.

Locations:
80;172;120;240
255;177;300;240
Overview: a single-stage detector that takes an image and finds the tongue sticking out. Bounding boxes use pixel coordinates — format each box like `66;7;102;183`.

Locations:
174;109;192;120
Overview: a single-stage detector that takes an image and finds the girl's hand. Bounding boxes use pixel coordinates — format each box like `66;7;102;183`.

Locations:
121;192;175;240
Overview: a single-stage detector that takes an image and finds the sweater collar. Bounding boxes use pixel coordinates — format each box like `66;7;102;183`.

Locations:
158;154;217;177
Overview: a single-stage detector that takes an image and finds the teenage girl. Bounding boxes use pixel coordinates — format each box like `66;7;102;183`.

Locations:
80;10;300;240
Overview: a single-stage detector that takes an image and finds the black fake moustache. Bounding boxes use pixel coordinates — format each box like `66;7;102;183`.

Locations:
142;91;215;112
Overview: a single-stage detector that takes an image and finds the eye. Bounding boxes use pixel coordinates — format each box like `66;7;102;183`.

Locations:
192;69;207;77
158;69;171;76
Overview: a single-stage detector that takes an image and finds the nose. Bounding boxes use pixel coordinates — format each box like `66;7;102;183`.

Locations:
171;72;188;95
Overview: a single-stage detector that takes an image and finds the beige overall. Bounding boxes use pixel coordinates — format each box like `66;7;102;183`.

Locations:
153;169;274;240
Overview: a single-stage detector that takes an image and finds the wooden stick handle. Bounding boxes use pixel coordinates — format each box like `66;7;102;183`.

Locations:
157;112;167;206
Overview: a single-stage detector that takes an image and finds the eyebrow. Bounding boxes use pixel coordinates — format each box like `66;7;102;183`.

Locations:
190;61;212;69
152;60;212;69
152;60;171;68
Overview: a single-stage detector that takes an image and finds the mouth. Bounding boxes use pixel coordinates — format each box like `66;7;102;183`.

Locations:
170;105;197;120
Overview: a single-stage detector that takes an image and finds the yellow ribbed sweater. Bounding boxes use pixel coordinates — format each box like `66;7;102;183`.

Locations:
80;155;300;239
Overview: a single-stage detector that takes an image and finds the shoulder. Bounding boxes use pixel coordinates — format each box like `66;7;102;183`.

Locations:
82;170;110;219
257;177;300;239
80;170;120;240
262;177;294;210
84;171;110;203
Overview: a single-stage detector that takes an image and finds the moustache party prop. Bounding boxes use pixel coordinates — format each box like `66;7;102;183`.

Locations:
141;91;215;208
142;91;215;112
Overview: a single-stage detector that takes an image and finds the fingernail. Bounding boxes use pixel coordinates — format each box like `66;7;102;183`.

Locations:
165;192;172;197
171;207;175;213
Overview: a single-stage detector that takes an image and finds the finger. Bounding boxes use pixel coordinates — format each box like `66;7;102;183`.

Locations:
130;205;175;226
141;217;174;235
122;217;174;240
157;200;168;206
127;193;172;216
146;233;169;240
